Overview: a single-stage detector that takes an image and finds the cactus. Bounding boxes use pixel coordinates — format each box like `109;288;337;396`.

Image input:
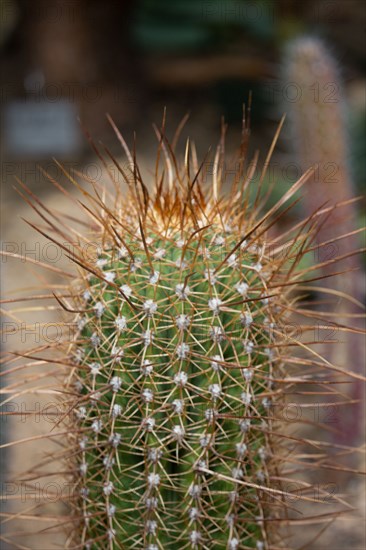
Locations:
2;110;363;549
283;36;361;286
283;37;365;446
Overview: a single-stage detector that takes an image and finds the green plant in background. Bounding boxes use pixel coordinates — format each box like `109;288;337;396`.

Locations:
2;110;362;549
133;0;274;52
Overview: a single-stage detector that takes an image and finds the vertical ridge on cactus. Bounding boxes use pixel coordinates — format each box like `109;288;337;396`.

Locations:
1;109;364;549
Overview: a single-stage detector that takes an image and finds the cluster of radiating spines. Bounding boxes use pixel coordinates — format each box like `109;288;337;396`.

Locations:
70;218;285;549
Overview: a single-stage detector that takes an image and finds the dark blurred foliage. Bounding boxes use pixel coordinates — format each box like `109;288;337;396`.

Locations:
132;0;275;51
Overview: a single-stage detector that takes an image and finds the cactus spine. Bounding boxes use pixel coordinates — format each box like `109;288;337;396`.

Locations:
2;110;362;549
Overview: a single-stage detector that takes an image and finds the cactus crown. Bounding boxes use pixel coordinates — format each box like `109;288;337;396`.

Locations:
2;109;361;550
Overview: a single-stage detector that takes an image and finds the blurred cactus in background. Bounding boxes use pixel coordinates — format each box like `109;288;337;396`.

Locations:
283;37;365;447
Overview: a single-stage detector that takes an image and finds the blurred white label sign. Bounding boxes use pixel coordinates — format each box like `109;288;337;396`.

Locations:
4;100;81;156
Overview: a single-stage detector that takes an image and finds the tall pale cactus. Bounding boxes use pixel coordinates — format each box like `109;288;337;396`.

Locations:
2;110;363;549
283;37;365;445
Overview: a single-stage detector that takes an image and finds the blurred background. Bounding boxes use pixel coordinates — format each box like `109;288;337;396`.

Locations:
1;1;365;548
1;0;365;184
